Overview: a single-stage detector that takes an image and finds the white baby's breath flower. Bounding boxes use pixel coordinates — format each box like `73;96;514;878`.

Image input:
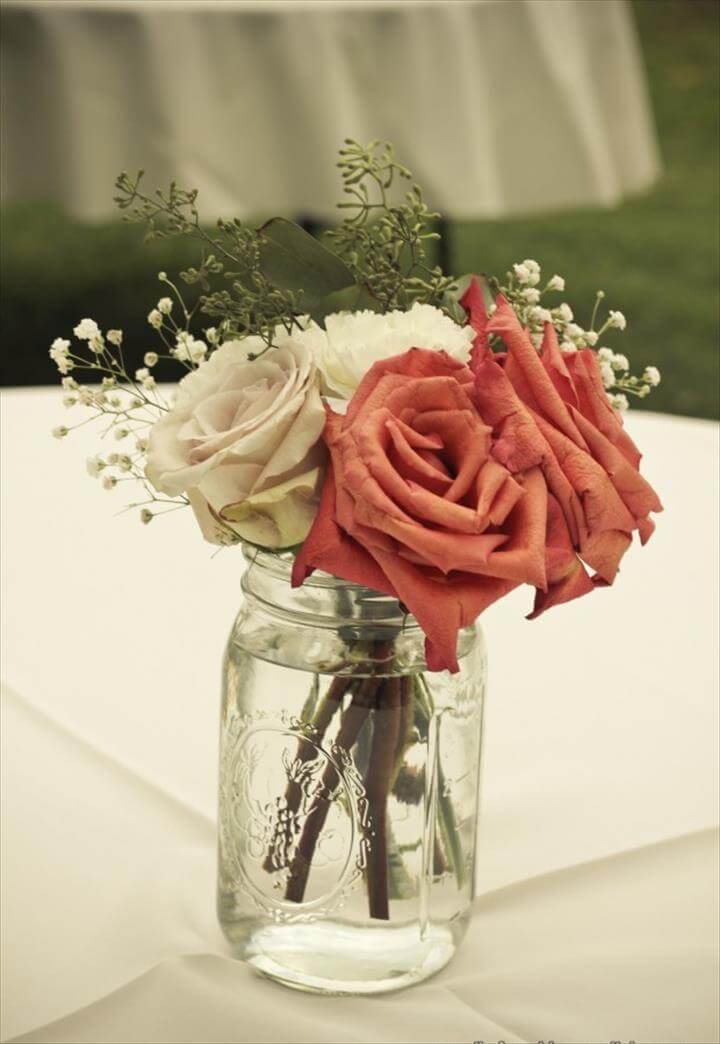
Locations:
597;347;614;362
531;306;553;325
62;376;78;391
608;392;629;412
585;330;599;346
135;437;149;453
291;302;474;399
158;271;167;281
611;353;630;372
157;297;173;315
78;387;94;405
638;384;651;398
560;340;577;353
513;259;541;287
142;375;157;390
101;474;117;490
140;508;154;525
135;367;149;382
189;339;207;363
600;362;616;389
521;288;541;305
644;365;661;387
205;327;219;344
608;310;627;330
555;303;574;324
144;351;159;368
106;329;123;346
114;427;129;441
51;425;68;439
62;394;77;408
118;455;133;473
107;453;120;465
101;376;117;389
547;274;565;292
86;455;105;478
172;331;192;362
73;318;100;341
147;309;163;330
49;338;73;374
566;323;586;341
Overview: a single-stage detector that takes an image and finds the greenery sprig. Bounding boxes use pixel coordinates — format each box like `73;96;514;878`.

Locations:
327;139;457;311
114;140;459;354
114;172;304;354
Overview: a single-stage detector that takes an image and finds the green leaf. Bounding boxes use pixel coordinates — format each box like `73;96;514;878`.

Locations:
307;283;382;324
257;218;356;297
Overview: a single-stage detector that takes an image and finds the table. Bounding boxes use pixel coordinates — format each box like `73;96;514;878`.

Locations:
1;0;660;221
1;388;718;1043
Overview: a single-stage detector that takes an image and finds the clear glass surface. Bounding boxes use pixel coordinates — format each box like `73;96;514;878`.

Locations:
217;548;487;995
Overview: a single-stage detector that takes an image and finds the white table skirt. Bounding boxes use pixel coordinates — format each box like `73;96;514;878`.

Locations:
1;389;718;1043
1;0;660;220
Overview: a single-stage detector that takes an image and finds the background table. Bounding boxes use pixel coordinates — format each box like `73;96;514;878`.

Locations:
1;0;659;220
1;389;718;1043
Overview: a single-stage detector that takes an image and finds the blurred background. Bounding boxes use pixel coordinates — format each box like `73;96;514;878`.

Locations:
1;0;718;419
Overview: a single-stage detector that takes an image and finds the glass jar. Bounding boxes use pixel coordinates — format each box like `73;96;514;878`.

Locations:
217;547;487;995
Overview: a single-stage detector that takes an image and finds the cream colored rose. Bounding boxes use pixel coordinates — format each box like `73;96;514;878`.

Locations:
145;335;326;548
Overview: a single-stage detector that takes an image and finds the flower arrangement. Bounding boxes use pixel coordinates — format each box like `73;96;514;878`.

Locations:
51;140;662;673
49;142;664;948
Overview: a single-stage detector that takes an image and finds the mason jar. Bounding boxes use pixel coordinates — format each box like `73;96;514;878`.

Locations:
217;547;487;995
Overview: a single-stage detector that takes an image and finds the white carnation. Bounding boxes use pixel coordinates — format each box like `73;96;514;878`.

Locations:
293;302;474;399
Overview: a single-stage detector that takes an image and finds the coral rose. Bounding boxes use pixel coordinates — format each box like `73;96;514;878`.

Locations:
292;347;549;672
462;279;662;616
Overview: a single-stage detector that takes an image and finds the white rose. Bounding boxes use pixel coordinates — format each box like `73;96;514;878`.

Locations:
145;334;326;548
293;302;474;399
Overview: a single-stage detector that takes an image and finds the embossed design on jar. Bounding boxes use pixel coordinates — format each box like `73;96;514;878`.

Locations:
219;711;370;923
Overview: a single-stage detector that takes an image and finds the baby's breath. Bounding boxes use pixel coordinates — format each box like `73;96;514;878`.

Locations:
498;262;661;410
47;283;205;525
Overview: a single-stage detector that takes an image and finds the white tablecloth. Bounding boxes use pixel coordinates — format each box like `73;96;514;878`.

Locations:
1;389;718;1043
1;0;659;220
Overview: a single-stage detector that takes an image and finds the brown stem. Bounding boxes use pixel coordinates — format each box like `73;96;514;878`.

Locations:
284;674;381;904
364;677;402;920
433;835;449;876
263;674;352;874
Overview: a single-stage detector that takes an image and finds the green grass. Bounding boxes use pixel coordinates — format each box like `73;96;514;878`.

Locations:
1;0;718;417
